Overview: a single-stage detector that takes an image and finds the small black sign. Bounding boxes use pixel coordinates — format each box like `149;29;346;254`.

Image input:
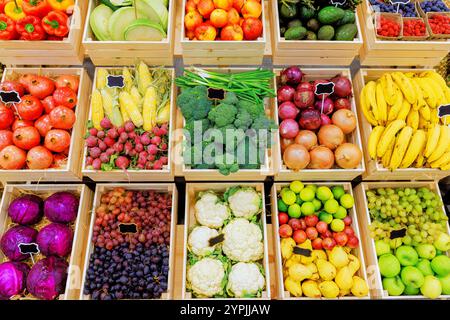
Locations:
314;82;335;96
390;228;407;239
438;104;450;118
208;234;225;246
107;75;125;89
18;243;40;255
389;0;410;4
293;247;312;257
119;223;138;234
0;90;21;104
208;88;225;100
331;0;347;6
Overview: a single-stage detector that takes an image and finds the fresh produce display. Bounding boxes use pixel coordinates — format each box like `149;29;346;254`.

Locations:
0;0;75;41
83;187;172;300
278;0;361;41
403;18;427;37
277;66;362;171
89;0;170;41
277;181;369;298
365;186;450;298
427;14;450;35
176;68;277;176
84;62;171;171
369;0;418;17
361;70;450;171
0;72;79;170
376;15;401;38
0;190;80;300
183;0;264;41
186;186;266;298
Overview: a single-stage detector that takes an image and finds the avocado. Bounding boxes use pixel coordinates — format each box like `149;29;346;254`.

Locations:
336;10;356;26
306;31;317;40
306;18;320;32
280;3;297;19
318;25;335;40
288;19;302;28
300;6;316;21
334;23;358;41
284;26;307;40
318;6;345;25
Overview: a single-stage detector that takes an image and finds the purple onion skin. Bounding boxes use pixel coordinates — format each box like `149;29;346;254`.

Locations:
8;195;43;225
44;192;79;224
27;256;68;300
0;261;29;300
0;226;38;261
281;67;303;86
37;223;73;257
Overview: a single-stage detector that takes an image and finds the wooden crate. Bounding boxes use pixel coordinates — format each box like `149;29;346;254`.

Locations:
270;1;363;66
0;183;93;300
358;0;450;67
353;68;449;181
173;67;276;181
0;68;91;183
82;0;175;66
354;181;450;299
181;182;271;299
274;68;365;181
271;182;371;300
0;1;87;66
176;0;269;65
81;67;175;182
80;183;178;300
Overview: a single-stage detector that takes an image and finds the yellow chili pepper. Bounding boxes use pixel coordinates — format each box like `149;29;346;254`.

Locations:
5;0;25;21
48;0;74;11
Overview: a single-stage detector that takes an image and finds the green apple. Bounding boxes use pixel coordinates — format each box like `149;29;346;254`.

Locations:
415;244;436;260
379;253;401;277
301;202;315;216
316;186;333;201
404;285;420;295
420;275;442;299
324;199;339;214
331;186;345;200
437;274;450;295
434;233;450;252
375;240;391;257
278;199;288;212
396;245;419;266
383;276;405;296
319;211;333;224
312;198;322;211
288;204;301;218
340;193;354;209
401;266;425;288
333;206;347;219
330;219;345;232
416;259;434;277
300;188;315;202
281;190;297;205
289;180;304;193
431;255;450;277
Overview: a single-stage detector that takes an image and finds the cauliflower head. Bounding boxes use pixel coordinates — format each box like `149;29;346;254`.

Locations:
187;257;225;297
222;218;264;262
195;191;230;228
226;187;262;220
188;226;219;257
227;262;265;298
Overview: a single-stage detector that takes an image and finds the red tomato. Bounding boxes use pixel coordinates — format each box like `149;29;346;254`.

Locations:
0;81;25;97
53;87;77;109
0;130;13;151
55;75;79;93
0;145;26;169
13;126;41;150
12;119;34;131
49;106;75;129
28;76;55;99
41;96;56;114
34;114;52;136
51;153;67;168
18;74;38;92
26;146;53;169
17;95;43;120
44;129;70;152
0;104;15;129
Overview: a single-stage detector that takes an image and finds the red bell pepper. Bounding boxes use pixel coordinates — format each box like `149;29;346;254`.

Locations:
22;0;52;18
15;15;46;40
42;10;68;37
0;13;17;39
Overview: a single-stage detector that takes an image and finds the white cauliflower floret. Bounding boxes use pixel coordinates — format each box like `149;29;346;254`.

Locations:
227;262;265;298
195;191;230;228
187;257;225;297
222;218;264;262
188;226;219;256
227;187;261;220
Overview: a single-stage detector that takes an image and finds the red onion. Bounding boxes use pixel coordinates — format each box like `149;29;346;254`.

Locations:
297;82;314;92
294;90;315;109
277;85;295;103
281;66;303;86
332;76;353;98
314;97;334;115
321;114;332;126
278;101;299;120
334;98;352;110
279;119;300;139
299;108;321;131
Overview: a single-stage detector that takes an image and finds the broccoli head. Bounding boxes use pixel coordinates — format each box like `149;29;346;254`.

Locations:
236;136;263;169
239;100;265;119
222;91;239;105
208;103;237;128
214;152;239;176
177;86;212;121
234;109;253;130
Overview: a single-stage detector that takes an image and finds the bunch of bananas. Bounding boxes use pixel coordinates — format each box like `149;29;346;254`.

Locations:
361;70;450;171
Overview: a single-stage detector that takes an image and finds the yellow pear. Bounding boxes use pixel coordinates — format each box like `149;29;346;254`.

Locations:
302;280;321;298
347;254;361;275
328;246;349;268
305;263;317;275
335;266;353;290
285;277;302;297
281;238;296;260
317;259;337;281
312;250;327;261
310;273;320;281
339;288;350;297
288;263;313;282
319;281;340;298
285;255;301;268
351;276;369;297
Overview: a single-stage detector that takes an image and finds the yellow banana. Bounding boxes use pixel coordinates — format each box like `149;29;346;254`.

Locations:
430;151;450;168
407;109;419;130
421;71;450;101
404;72;417;78
427;77;446;106
388;91;403;121
389;126;413;170
376;82;387;124
430;108;439;125
360;86;378;126
366;81;379;121
411;79;427;110
424;125;441;158
440;162;450;170
397;99;411;121
377;119;406;158
416;78;437;108
382;137;395;169
441;115;450;125
415;152;425;168
384;73;397;105
392;72;416;105
418;115;430;130
400;129;427;168
419;105;431;121
427;125;450;163
369;126;385;159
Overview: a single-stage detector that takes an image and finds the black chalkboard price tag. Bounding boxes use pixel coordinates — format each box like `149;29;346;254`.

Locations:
293;247;312;257
438;104;450;118
119;223;138;234
107;75;125;89
208;88;225;100
0;90;21;104
208;234;225;246
18;242;40;255
314;82;335;97
390;228;407;239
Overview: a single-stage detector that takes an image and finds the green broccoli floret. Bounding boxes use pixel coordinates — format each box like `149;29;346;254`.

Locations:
251;115;278;148
184;119;210;143
208;103;237;128
177;86;212;120
214;152;239;176
222;92;239;105
239;100;265;119
234;109;252;130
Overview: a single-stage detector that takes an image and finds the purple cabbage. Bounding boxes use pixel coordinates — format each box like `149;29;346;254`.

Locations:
27;256;68;300
0;261;29;300
44;192;79;224
8;195;43;225
0;226;38;261
37;223;73;257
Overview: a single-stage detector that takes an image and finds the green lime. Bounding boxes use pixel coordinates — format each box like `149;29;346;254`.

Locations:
288;203;301;218
300;188;315;202
333;206;347;219
316;186;333;202
312;198;322;211
281;190;297;205
278;199;288;212
332;186;345;200
290;180;304;193
280;187;290;197
340;194;354;209
319;211;333;224
331;219;345;232
296;194;304;205
324;199;339;214
301;202;315;216
306;184;318;192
